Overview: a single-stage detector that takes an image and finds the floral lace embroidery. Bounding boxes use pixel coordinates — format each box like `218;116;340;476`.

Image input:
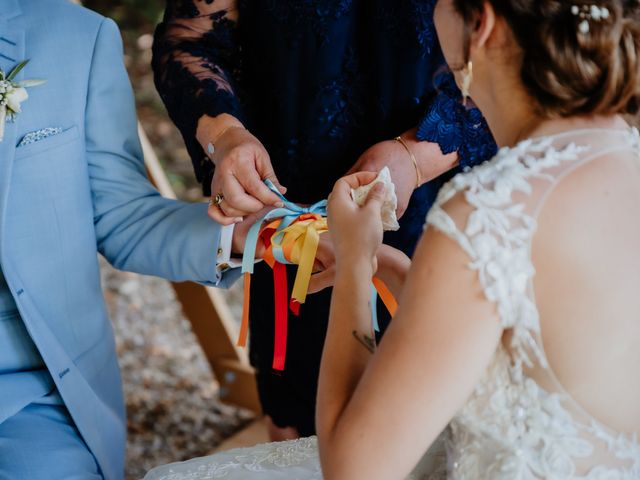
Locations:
145;437;322;480
260;0;355;44
417;73;497;170
144;436;448;480
427;131;640;479
376;0;437;54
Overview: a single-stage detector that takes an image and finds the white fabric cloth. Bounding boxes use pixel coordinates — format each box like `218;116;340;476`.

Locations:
351;166;400;231
145;128;640;480
216;224;239;273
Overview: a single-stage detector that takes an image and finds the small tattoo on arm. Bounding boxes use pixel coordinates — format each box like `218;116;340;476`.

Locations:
352;330;376;354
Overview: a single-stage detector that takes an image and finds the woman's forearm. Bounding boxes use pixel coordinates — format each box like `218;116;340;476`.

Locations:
196;113;245;152
401;128;459;186
317;260;376;442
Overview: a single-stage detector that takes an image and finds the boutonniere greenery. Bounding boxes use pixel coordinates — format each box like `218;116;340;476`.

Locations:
0;60;46;142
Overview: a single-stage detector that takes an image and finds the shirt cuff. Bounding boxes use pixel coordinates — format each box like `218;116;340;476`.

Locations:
216;224;242;273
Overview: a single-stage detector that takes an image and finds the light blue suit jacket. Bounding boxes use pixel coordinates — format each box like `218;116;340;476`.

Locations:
0;1;237;478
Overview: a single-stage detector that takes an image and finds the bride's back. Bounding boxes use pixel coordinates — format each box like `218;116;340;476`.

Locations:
526;126;640;463
439;0;640;457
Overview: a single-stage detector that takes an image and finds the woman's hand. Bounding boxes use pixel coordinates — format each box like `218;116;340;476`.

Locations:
327;172;387;275
348;140;417;218
349;131;458;219
197;115;287;225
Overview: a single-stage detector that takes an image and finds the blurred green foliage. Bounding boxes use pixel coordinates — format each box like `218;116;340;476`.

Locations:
83;0;165;30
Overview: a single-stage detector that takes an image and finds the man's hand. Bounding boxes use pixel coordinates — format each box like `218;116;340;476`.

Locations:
197;115;287;226
230;206;277;260
348;140;417;218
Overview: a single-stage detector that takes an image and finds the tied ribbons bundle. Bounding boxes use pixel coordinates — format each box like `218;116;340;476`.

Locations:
239;180;397;371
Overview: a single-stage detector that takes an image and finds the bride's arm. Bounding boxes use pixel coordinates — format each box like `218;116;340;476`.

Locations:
317;185;502;480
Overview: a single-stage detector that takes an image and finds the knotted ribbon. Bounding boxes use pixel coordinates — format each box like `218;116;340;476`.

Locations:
238;180;397;371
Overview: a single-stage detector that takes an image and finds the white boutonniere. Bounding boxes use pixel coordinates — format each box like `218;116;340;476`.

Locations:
0;60;46;142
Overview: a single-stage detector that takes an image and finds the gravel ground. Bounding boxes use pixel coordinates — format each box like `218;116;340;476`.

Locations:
100;259;253;480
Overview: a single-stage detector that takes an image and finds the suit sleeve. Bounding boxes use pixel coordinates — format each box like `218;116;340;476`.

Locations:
87;18;240;288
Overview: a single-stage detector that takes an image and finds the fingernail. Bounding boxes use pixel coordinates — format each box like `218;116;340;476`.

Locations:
275;202;284;208
235;217;243;224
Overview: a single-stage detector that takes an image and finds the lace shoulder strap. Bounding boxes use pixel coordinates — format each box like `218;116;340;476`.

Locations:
426;137;590;367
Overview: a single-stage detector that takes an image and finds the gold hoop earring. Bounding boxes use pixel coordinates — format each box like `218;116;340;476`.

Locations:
461;61;473;107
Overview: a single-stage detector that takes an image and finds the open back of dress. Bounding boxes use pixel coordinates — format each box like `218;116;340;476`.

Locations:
427;126;640;479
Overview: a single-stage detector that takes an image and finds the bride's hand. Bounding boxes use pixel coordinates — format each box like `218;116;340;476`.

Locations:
327;172;386;274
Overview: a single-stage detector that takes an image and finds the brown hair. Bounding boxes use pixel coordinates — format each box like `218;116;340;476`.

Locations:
452;0;640;117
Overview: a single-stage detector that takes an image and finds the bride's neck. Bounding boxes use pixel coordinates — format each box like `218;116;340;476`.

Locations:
476;80;542;148
478;79;626;148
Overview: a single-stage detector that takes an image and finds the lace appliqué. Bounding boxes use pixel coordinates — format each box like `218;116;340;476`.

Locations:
144;437;322;480
427;132;640;479
314;48;366;141
261;0;354;44
376;1;437;55
417;73;497;170
144;435;448;480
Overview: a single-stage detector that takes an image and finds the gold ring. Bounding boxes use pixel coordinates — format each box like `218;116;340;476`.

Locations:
209;193;224;207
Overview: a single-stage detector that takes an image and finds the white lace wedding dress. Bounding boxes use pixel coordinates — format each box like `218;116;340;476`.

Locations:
145;128;640;480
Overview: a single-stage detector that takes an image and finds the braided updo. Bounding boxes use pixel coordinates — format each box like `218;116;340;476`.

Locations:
453;0;640;117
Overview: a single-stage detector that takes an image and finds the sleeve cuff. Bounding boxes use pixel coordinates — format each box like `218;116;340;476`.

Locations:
216;223;243;273
416;72;497;170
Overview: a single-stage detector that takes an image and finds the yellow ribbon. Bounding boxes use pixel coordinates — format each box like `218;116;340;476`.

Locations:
270;214;328;305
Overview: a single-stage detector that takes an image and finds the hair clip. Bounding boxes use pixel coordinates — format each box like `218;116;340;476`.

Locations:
571;4;610;34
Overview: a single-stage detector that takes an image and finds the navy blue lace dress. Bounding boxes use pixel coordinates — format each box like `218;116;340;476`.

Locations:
153;0;496;436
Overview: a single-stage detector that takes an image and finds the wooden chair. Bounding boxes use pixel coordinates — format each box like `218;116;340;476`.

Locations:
139;125;261;415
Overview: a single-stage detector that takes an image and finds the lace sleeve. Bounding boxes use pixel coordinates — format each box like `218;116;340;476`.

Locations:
416;71;497;170
152;0;244;189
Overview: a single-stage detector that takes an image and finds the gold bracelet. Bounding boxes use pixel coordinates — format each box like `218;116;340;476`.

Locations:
394;136;422;188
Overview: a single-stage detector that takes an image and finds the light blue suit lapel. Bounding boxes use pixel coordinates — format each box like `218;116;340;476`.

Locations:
0;22;25;252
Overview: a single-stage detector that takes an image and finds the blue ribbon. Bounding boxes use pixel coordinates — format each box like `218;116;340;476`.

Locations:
370;284;380;333
241;180;327;274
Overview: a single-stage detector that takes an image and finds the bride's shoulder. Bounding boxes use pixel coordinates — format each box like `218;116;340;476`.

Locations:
425;134;590;256
434;135;590;213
